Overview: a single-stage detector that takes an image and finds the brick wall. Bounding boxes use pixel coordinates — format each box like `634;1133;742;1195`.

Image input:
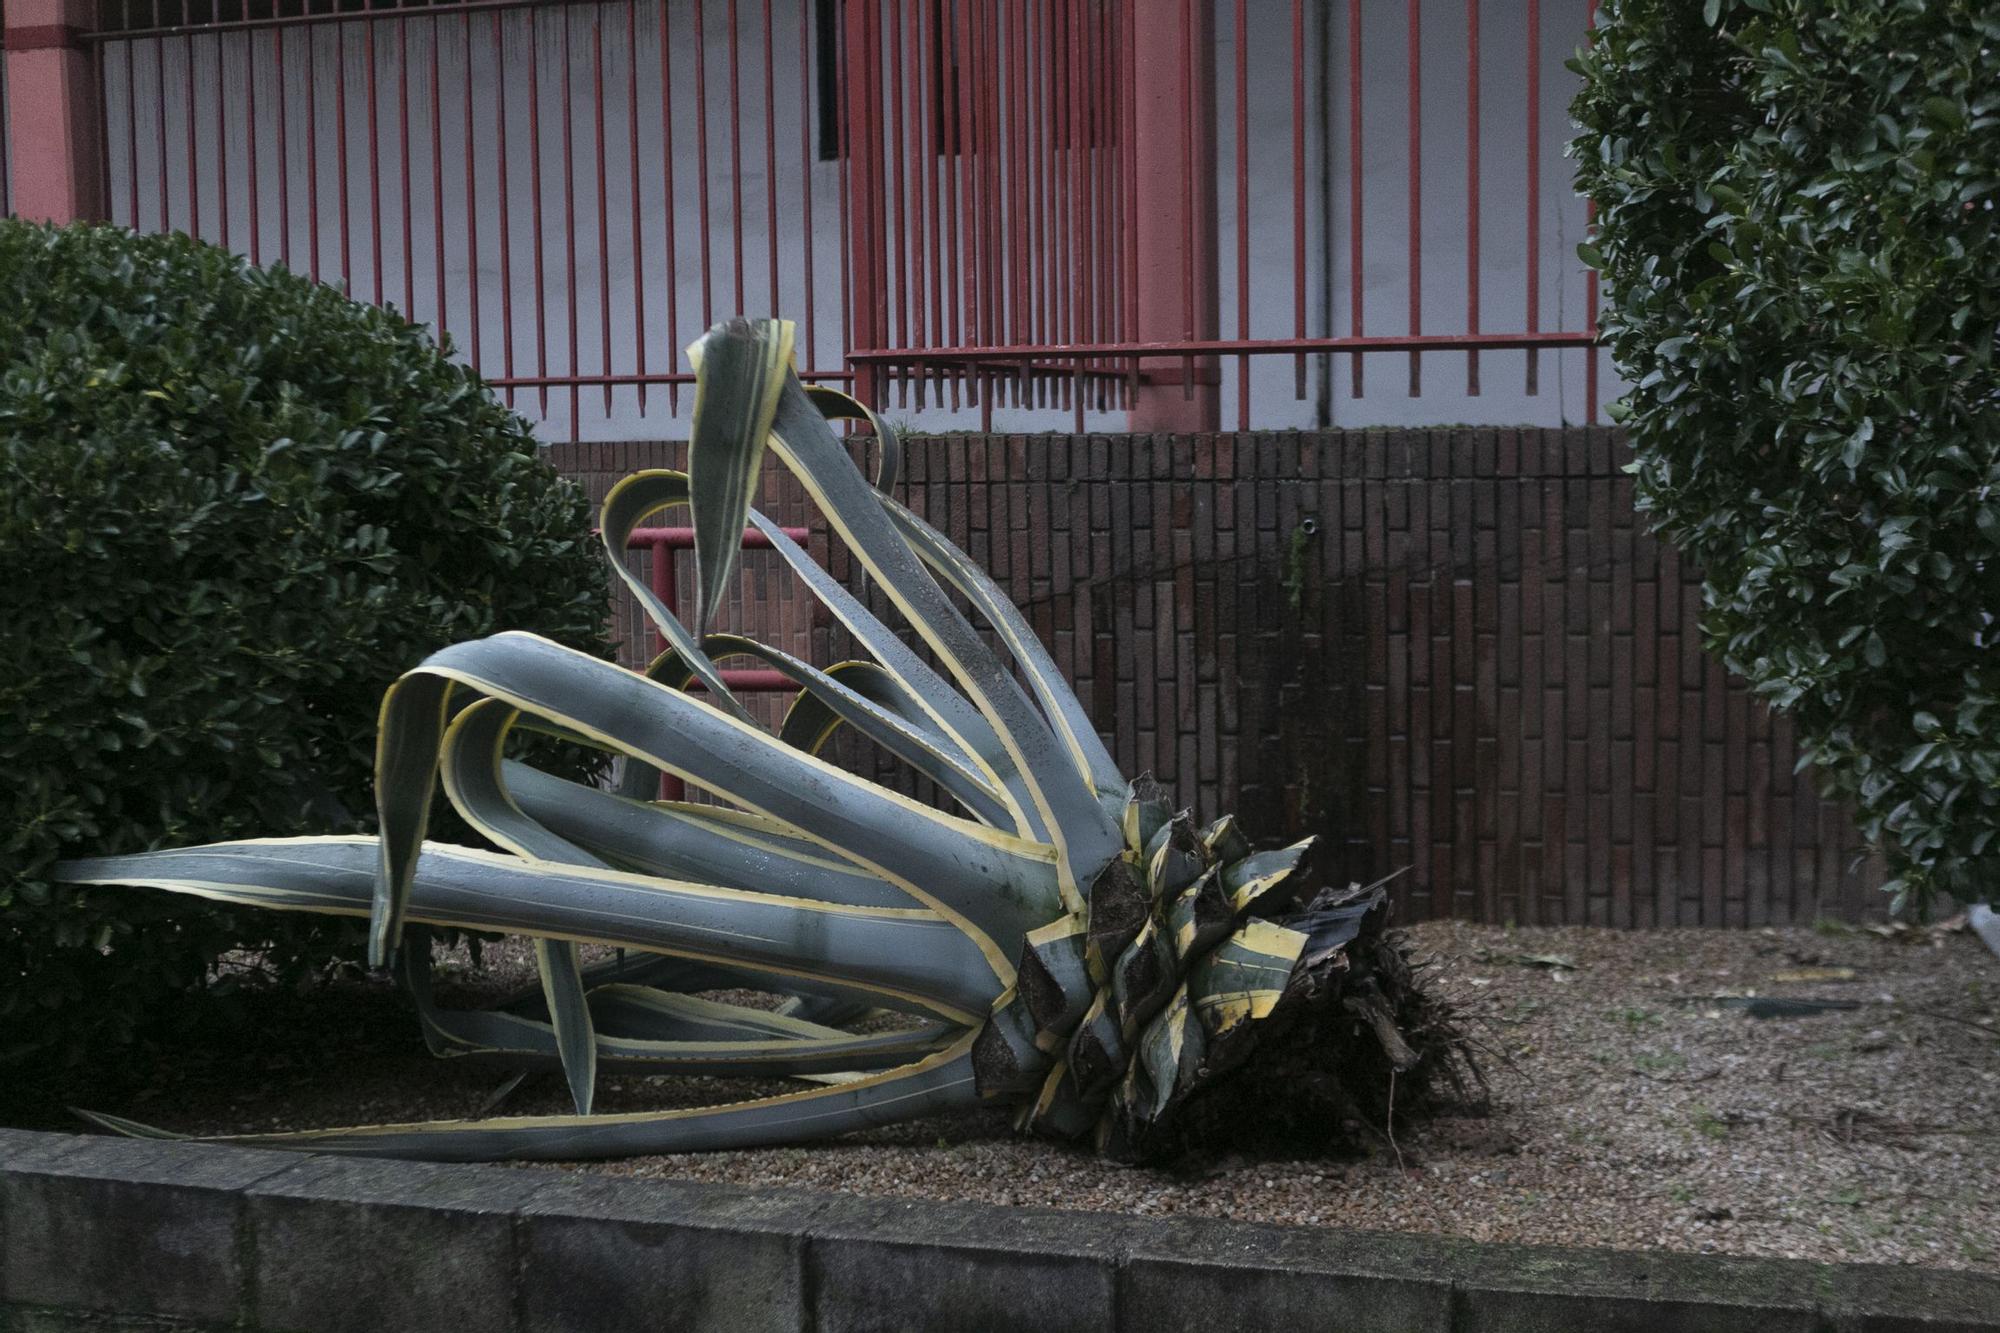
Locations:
546;429;1883;928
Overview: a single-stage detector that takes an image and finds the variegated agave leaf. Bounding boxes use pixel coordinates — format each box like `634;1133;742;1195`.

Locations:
57;318;1456;1163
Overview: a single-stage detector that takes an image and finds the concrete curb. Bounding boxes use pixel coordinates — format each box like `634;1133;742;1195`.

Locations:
2;1128;1994;1332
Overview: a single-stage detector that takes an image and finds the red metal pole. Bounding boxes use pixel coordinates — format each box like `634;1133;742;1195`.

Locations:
464;12;482;371
528;6;549;417
658;0;681;411
398;16;414;314
563;6;582;439
594;10;612;416
1347;0;1363;398
1407;0;1421;398
1234;0;1249;430
627;0;646;412
1291;0;1305;398
842;0;881;405
334;13;351;290
1525;0;1541;396
1127;0;1216;431
692;0;715;331
494;9;517;406
1584;0;1600;423
365;16;381;305
1467;0;1481;395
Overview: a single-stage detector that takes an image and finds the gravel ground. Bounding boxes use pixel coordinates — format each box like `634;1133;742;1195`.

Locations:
14;920;1997;1270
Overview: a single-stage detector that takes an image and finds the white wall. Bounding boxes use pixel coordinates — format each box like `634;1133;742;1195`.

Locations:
100;0;1616;441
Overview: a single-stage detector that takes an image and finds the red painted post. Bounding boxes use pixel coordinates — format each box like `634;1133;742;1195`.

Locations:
4;0;103;224
1126;0;1217;432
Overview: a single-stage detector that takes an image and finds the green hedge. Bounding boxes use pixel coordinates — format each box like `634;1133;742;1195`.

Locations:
1572;1;2000;912
0;222;610;1064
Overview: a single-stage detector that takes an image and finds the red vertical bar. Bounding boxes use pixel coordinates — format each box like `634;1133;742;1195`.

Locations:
955;0;976;408
692;0;714;330
799;0;818;377
431;13;446;336
561;7;580;439
835;0;851;396
124;36;139;228
658;0;681;411
886;0;907;404
463;13;482;372
399;16;414;315
979;0;1000;427
276;24;291;268
594;10;612;415
762;0;779;335
1122;0;1139;405
1034;0;1052;405
302;22;318;282
1347;0;1363;397
1234;0;1248;430
627;0;647;411
726;0;745;317
1094;0;1115;411
365;17;381;305
941;0;962;408
216;21;230;250
1467;0;1481;395
1177;0;1194;398
528;7;549;416
335;14;351;291
1584;0;1600;420
184;21;199;238
841;0;880;405
1525;0;1540;395
908;0;931;405
1406;0;1421;397
1291;0;1305;397
920;0;943;402
495;10;518;407
246;24;261;264
1003;1;1021;407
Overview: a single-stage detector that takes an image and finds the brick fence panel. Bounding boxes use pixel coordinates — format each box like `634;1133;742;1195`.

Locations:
546;428;1882;927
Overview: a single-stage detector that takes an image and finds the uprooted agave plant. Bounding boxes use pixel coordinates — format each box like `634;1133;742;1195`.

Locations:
58;318;1465;1163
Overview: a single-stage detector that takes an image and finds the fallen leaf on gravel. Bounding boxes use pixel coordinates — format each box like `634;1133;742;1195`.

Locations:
1515;953;1580;970
1771;967;1858;983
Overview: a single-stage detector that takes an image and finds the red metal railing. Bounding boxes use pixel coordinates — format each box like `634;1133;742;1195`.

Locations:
843;0;1606;429
83;0;1604;434
90;0;854;441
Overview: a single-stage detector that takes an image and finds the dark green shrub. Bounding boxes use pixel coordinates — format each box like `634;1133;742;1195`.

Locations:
0;222;610;1064
1571;1;1999;913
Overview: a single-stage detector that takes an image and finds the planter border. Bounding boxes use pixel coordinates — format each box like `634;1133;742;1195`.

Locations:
2;1127;1993;1332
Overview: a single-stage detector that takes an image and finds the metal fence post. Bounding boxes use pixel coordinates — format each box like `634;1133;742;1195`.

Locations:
1126;0;1218;432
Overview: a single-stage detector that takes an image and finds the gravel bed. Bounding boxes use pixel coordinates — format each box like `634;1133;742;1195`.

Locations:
12;920;1996;1270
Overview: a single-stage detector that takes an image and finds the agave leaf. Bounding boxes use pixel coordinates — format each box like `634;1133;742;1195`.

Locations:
885;498;1125;802
376;631;1059;968
75;1037;982;1162
439;696;607;1113
653;633;1013;829
686;319;794;636
803;383;901;493
500;761;912;910
56;838;1002;1023
751;354;1121;908
534;939;597;1114
369;671;454;967
747;512;1046;839
597;470;748;719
